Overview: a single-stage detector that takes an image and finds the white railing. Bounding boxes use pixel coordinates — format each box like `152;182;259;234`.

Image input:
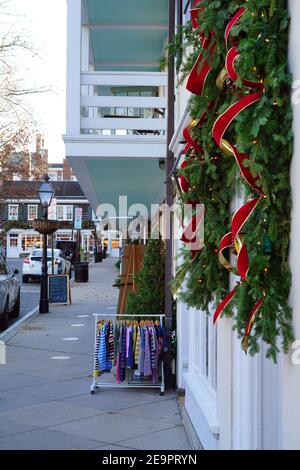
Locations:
80;71;168;136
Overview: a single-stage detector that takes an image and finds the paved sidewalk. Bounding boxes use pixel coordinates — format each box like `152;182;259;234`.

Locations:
0;258;191;450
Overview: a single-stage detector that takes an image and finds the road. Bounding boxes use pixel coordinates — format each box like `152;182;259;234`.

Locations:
7;258;40;325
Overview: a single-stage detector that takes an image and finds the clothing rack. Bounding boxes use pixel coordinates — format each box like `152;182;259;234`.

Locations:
91;314;165;395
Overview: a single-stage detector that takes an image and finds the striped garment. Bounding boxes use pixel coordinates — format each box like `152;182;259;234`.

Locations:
132;325;137;357
120;325;127;381
93;327;101;374
108;322;114;360
113;323;120;366
150;326;157;369
144;327;152;377
98;322;112;372
134;327;141;366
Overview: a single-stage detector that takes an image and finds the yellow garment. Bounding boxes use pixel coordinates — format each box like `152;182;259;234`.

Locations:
134;326;141;365
133;325;137;352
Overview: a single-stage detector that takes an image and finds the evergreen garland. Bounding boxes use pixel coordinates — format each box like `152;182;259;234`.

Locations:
126;239;165;314
171;0;293;361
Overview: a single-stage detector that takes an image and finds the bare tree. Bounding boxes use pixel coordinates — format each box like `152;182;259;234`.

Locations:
0;0;48;181
0;0;48;237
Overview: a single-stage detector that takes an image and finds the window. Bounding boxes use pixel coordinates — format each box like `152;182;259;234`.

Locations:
66;205;73;221
57;206;64;221
192;310;217;392
9;234;19;248
21;234;42;252
183;0;191;25
82;234;94;253
28;205;38;221
56;233;72;241
8;204;19;221
112;240;120;249
57;205;73;221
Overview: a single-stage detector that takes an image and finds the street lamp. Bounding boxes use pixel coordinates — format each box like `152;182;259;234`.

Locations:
37;175;54;314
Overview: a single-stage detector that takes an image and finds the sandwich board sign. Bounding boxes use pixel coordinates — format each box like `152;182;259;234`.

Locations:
74;207;83;230
48;275;70;305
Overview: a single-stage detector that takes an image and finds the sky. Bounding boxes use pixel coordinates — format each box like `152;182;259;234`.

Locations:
4;0;67;162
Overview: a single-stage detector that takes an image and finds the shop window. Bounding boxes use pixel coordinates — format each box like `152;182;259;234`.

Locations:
56;233;72;241
8;204;19;221
82;234;94;253
112;240;120;249
9;234;18;247
21;235;42;252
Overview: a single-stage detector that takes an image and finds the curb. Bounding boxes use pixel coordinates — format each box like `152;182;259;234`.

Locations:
0;306;39;344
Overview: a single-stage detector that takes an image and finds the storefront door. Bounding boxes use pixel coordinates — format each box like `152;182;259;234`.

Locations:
7;233;20;258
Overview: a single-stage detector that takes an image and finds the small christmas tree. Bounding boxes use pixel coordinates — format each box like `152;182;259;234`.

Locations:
126;239;165;314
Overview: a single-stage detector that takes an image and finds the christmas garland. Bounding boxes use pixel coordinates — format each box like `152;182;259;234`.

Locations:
172;0;293;361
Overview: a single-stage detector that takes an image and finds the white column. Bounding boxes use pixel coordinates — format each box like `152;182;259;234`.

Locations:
81;25;90;72
66;0;82;135
282;0;300;450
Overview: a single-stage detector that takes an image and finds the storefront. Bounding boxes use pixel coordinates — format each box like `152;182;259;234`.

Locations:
100;231;122;258
6;229;95;258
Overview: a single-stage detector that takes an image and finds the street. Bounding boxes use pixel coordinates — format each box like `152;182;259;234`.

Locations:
7;258;39;325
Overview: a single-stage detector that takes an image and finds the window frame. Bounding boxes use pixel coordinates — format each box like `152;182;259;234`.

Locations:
56;205;74;222
27;204;38;221
8;204;19;221
65;205;73;222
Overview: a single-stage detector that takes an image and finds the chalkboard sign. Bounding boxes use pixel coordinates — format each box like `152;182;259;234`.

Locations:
48;275;70;305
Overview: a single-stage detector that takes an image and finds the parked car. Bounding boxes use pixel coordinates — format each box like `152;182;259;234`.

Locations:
0;256;20;330
22;249;72;283
55;241;79;264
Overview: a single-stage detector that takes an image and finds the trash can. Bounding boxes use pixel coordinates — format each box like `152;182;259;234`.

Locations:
74;262;89;283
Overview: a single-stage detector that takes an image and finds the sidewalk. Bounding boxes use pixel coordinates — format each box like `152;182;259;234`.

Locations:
0;258;191;450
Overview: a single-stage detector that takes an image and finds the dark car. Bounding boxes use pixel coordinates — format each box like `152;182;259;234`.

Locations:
55;241;78;264
0;256;21;330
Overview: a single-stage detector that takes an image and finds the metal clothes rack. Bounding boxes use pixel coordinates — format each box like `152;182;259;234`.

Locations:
91;314;165;395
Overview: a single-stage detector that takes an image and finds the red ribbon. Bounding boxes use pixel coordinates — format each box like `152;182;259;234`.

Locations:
180;3;215;255
244;297;264;338
212;7;265;333
224;7;245;49
213;287;238;324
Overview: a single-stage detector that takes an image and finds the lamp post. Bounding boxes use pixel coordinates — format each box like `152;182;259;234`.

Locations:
37;175;54;314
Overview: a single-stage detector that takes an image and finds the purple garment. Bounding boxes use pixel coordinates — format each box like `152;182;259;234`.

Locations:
138;327;145;376
116;352;121;384
126;326;134;368
143;327;152;377
120;326;127;381
126;326;130;358
152;330;160;384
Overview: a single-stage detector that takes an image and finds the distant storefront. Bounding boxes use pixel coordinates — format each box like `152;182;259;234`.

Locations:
6;229;95;258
